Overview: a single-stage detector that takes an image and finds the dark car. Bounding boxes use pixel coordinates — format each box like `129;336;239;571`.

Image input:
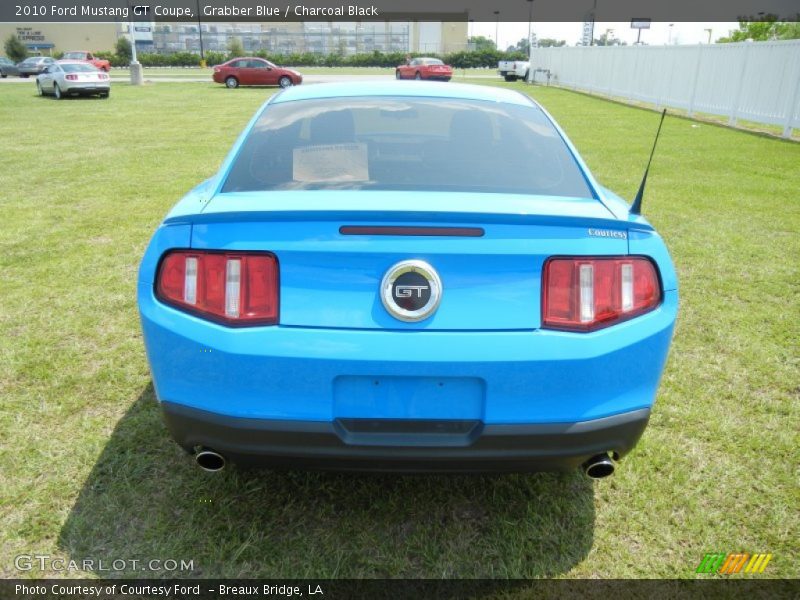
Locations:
0;57;20;78
212;57;302;89
17;56;55;78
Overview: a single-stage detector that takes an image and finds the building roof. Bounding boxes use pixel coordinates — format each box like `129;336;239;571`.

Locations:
270;81;536;107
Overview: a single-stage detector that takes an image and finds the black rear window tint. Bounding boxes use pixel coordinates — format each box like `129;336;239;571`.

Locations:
222;96;593;198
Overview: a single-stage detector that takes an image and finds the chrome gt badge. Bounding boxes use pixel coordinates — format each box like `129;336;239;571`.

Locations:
380;260;442;322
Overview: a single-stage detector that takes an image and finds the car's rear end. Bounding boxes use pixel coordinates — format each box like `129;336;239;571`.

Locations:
18;57;49;77
57;62;110;96
423;63;453;81
211;63;228;84
138;83;677;475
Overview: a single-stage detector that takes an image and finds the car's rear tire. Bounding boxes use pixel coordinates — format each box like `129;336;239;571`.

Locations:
53;83;62;99
100;90;110;98
36;80;43;96
395;70;401;79
1;71;6;79
278;75;292;88
414;72;422;80
21;73;29;78
225;76;239;89
504;75;517;82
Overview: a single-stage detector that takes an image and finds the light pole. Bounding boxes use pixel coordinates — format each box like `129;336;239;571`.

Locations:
526;0;534;83
668;23;674;45
128;3;142;85
196;0;205;66
527;0;533;52
704;28;712;44
494;11;500;50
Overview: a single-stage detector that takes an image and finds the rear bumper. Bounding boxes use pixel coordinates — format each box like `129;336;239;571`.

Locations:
163;401;651;472
139;279;677;426
64;83;110;94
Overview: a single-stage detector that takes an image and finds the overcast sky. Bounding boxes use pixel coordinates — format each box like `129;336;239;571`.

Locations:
470;22;741;48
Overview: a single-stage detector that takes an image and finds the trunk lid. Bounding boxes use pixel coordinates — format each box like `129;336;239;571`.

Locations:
177;191;630;331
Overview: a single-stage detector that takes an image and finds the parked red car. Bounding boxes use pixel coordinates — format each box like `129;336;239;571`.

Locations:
395;57;453;81
212;57;302;89
61;51;110;72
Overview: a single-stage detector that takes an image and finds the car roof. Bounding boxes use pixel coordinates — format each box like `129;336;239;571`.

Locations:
271;81;535;107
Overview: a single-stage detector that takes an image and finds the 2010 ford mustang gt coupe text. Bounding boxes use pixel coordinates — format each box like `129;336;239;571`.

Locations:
138;82;678;477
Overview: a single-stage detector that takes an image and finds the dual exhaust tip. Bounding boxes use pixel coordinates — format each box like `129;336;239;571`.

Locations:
582;453;616;479
194;448;616;478
195;449;226;472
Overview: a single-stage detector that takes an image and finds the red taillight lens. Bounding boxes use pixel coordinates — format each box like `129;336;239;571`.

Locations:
542;257;661;331
156;250;278;326
65;74;78;80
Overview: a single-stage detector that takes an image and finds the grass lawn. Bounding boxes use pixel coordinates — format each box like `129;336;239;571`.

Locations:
1;81;798;580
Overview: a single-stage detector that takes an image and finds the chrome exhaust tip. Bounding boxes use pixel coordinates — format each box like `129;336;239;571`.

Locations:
582;453;615;479
195;449;226;472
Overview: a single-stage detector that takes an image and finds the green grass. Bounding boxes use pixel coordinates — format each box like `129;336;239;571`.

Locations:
1;82;798;580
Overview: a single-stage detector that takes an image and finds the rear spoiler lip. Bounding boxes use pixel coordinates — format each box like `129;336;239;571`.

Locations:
163;209;651;233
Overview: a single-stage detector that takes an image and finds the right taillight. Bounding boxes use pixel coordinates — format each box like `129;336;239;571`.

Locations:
156;250;278;326
542;257;661;331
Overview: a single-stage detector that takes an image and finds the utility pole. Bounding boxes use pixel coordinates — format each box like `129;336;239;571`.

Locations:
494;11;500;50
196;0;205;67
128;3;142;85
526;0;534;84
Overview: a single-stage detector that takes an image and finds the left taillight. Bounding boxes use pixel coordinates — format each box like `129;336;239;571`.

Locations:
542;256;661;332
156;250;279;326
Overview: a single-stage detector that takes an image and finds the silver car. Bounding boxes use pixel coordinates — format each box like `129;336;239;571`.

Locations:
17;56;55;77
36;61;110;99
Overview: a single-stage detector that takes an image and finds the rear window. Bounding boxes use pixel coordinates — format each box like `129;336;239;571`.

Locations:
61;63;99;72
222;96;593;198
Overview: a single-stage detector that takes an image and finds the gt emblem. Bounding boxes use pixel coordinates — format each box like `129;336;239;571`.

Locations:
381;260;442;322
395;285;428;298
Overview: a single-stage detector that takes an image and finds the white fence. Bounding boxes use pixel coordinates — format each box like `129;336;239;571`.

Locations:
531;40;800;138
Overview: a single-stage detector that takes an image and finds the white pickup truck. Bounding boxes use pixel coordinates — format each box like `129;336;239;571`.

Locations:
498;60;530;82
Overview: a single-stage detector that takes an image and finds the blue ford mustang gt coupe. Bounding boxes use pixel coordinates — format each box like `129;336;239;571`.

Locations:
138;82;678;476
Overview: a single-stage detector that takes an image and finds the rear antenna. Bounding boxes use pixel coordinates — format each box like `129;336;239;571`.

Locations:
630;109;667;215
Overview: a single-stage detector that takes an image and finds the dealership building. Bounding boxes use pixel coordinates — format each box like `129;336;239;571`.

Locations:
0;21;468;56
